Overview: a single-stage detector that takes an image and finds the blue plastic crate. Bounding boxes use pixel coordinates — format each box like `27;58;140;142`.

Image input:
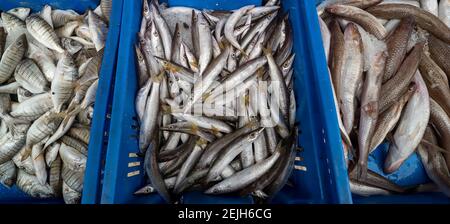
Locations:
101;0;351;204
315;0;450;204
0;0;123;204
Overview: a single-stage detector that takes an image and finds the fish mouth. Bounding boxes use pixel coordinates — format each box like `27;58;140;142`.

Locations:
383;157;405;174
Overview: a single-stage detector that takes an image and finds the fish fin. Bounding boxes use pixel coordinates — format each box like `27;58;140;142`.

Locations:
19;145;32;162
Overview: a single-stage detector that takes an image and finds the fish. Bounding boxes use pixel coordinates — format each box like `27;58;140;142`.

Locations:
429;98;450;169
326;4;387;39
51;52;78;113
350;179;391;197
0;34;27;84
16;169;54;198
205;128;264;182
419;50;450;118
367;3;450;44
355;50;386;179
224;5;255;51
384;71;430;173
134;1;297;201
369;84;415;153
317;0;383;17
14;59;50;94
427;34;450;82
26;15;64;53
139;73;162;153
88;11;108;51
383;17;415;83
0;161;17;187
379;43;423;113
62;181;81;204
205;140;281;194
100;0;113;22
417;141;450;197
339;23;363;134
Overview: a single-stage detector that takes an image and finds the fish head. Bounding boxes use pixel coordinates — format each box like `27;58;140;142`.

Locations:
325;4;346;15
8;7;31;18
142;0;151;20
247;127;265;142
384;143;407;174
15;34;28;48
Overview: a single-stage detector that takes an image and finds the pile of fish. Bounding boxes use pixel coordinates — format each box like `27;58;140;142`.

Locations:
318;0;450;197
0;1;111;204
134;0;298;203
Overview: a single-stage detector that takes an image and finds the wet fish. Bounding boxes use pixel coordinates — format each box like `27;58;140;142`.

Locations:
355;51;386;179
384;71;430;173
0;34;27;84
339;23;363;134
326;4;386;39
383;17;415;83
26;15;64;53
379;43;423;113
367;3;450;44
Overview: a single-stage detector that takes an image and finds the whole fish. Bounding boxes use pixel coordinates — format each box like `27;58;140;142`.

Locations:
355;51;386;179
0;34;27;84
51;52;79;113
367;3;450;44
139;74;162;153
369;84;415;152
224;5;255;51
16;169;54;198
384;71;430;173
26;15;64;53
339;23;363;134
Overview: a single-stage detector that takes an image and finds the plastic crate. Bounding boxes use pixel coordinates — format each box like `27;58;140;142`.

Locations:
101;0;351;204
315;0;450;204
0;0;123;204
